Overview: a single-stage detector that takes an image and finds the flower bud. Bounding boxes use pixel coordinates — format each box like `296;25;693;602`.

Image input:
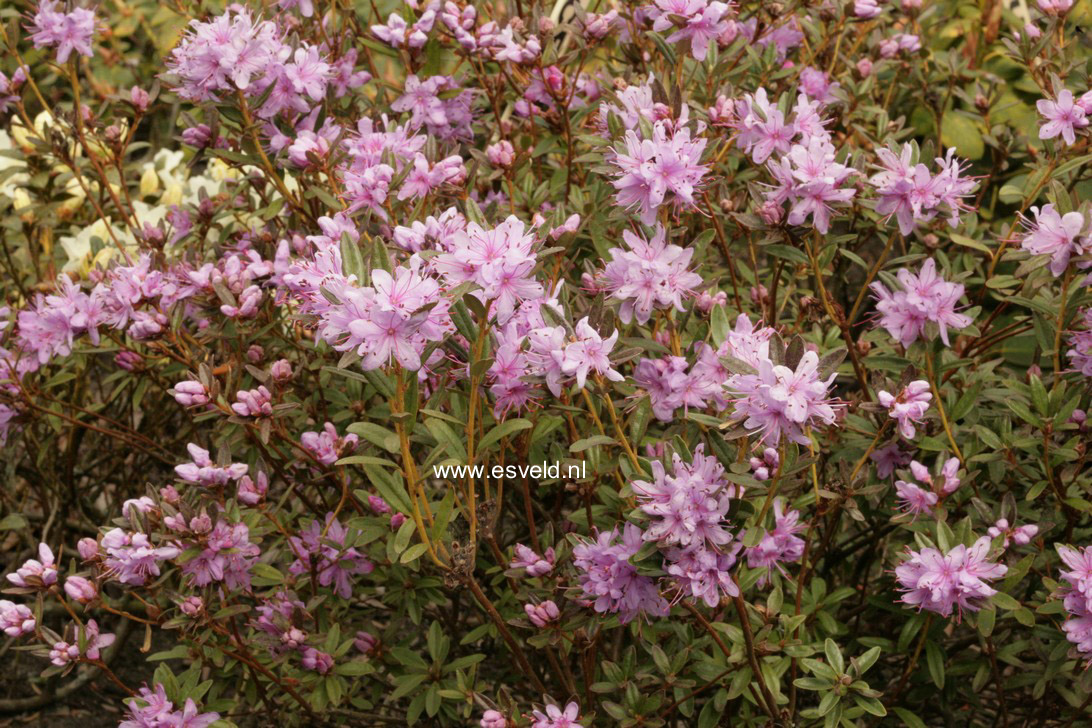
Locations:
130;86;150;112
354;630;378;654
77;538;99;561
180;596;204;616
64;576;97;604
480;710;509;728
270;359;293;382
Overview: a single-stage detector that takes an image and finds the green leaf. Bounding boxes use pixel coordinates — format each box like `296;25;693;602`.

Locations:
213;604;252;620
250;563;284;585
425;418;467;462
925;641;945;689
0;514;28;530
340;233;366;281
570;435;617;452
941;113;985;160
335;661;374;676
893;707;928;728
764;243;808;264
346;422;400;454
855;696;887;717
476;418;532;456
855;646;882;676
400;543;429;564
978;605;996;637
710;304;729;347
949;233;992;254
824;638;845;674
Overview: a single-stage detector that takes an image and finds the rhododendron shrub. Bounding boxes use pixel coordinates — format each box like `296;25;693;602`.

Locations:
3;0;1092;725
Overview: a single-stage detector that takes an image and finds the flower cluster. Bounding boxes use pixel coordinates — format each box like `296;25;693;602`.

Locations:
572;523;670;624
896;537;1007;617
871;259;973;348
120;683;220;728
729;346;840;446
3;0;1092;723
1057;545;1092;662
611;113;709;225
598;224;703;324
288;514;373;599
28;0;97;63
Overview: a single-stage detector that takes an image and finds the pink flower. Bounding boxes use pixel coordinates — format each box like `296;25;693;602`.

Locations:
175;443;248;486
1068;308;1092;376
1037;90;1089;146
51;619;114;665
77;537;99;561
573;524;670;623
746;499;806;580
611;119;708;225
878;380;932;439
666;542;742;606
633;445;735;548
288;514;373;598
561;318;624;390
649;0;733;62
854;0;883;19
1020;205;1089;277
486;140;515;167
232;386;272;417
871;442;910;478
1058;544;1092;662
354;630;378;654
301;647;334;674
101;528;180;586
1038;0;1075;16
749;447;779;481
531;701;584;728
180;521;260;590
894;479;938;518
237;472;268;505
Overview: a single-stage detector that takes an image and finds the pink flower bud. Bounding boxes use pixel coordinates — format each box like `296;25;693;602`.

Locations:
77;538;99;561
63;576;97;603
270;359;293;382
486;140;515;168
173;380;209;407
524;600;560;627
354;630;378;654
180;596;204;616
130;86;150;112
480;710;509;728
